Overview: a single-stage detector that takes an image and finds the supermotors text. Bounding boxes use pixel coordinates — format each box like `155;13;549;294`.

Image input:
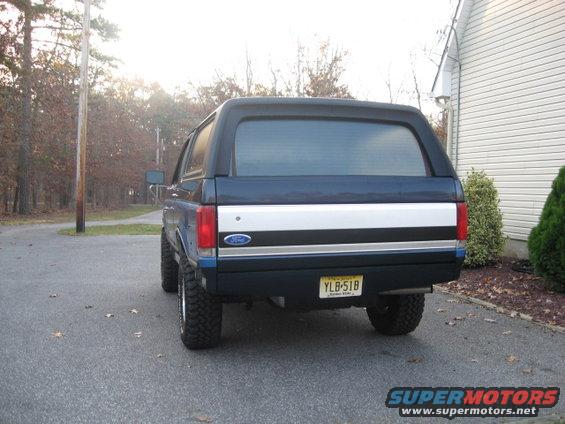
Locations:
386;387;560;419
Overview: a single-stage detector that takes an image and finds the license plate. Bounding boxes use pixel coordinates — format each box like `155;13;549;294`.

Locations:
319;275;363;298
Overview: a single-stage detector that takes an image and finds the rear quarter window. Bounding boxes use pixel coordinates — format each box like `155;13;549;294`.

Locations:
185;121;213;175
233;119;430;177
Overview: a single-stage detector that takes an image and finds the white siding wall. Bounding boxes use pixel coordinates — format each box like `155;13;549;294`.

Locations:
450;0;565;242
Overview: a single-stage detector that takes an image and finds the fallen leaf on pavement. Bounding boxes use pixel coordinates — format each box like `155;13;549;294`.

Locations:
133;331;142;338
502;330;512;335
484;318;496;323
505;355;519;364
104;313;115;318
194;415;213;423
407;357;423;364
52;331;64;338
129;309;139;314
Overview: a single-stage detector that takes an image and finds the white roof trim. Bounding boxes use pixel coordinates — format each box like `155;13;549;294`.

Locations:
431;0;474;98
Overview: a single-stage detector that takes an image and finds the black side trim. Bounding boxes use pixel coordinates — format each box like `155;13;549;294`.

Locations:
219;226;456;247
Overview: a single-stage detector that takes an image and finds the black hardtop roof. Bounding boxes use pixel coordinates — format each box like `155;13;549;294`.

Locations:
191;97;426;134
190;96;456;178
214;96;421;116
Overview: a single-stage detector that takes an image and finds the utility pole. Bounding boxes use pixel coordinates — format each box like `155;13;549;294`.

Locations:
155;127;160;205
156;127;160;165
75;0;90;232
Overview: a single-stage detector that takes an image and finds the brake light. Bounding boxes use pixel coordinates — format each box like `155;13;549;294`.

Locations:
196;206;216;251
456;203;468;241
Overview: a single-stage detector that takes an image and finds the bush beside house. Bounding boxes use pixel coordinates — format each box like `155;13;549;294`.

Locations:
462;169;505;268
528;167;565;293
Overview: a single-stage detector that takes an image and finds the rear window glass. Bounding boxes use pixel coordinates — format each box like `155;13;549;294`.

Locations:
233;119;429;176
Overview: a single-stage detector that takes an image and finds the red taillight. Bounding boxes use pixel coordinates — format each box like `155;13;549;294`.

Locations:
456;202;468;241
196;206;217;250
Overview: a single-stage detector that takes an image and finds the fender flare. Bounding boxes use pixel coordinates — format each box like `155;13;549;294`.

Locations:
175;227;199;269
175;227;188;256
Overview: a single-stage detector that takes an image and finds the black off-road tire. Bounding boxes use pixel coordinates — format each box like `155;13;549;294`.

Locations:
178;255;222;349
160;229;178;293
366;294;425;335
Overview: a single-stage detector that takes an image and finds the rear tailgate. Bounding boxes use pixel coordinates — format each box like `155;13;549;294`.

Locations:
215;176;461;273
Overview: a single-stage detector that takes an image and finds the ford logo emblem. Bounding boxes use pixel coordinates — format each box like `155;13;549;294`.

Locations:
223;234;252;246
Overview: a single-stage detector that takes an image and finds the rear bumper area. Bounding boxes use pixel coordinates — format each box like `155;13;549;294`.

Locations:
216;249;458;272
202;251;462;306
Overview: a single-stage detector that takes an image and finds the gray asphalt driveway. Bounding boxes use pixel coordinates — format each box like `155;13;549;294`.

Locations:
0;211;563;423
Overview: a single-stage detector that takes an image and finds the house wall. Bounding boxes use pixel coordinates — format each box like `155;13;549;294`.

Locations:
450;0;565;257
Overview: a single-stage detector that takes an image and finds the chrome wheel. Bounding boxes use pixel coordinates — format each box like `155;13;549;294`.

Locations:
178;269;187;334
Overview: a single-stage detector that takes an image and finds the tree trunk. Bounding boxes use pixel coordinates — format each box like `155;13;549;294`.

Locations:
46;190;52;210
16;2;33;215
32;179;38;209
103;185;109;208
32;184;36;209
12;185;18;213
92;184;97;207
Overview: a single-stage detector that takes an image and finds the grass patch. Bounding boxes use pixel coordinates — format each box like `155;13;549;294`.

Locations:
1;205;160;226
87;205;161;221
58;224;161;236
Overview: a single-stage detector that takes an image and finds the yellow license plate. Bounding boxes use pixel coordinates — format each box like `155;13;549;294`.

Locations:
319;275;363;298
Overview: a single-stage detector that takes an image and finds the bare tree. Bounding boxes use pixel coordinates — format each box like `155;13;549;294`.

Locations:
295;41;304;96
410;53;422;110
281;40;305;96
244;48;253;96
268;61;281;96
383;65;403;104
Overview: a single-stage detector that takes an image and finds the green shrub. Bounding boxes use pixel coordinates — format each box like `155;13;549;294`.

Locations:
528;167;565;293
462;169;505;267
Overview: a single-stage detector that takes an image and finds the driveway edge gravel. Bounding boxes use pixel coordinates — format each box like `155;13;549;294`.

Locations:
435;286;565;334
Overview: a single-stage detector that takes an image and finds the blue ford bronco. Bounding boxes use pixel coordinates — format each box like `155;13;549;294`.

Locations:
161;97;467;349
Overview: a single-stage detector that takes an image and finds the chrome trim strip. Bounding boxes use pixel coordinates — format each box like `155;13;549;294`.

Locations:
218;240;458;257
